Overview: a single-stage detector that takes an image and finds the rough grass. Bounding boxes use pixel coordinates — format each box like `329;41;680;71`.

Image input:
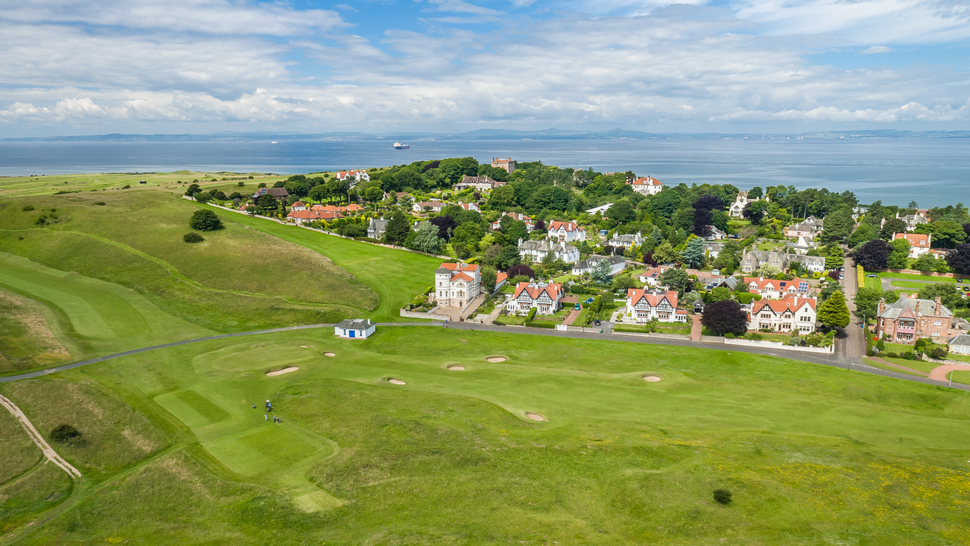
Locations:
0;288;71;372
6;327;970;544
0;463;73;535
0;191;377;329
0;171;282;197
2;378;168;477
0;406;41;484
204;206;442;321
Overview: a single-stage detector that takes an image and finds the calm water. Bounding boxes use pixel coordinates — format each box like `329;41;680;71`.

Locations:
1;138;968;207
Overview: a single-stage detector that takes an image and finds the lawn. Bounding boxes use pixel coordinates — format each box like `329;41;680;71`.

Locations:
948;370;970;385
4;326;970;543
876;271;956;283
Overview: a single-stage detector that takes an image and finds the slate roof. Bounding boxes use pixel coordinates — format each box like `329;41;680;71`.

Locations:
877;297;952;319
336;319;373;330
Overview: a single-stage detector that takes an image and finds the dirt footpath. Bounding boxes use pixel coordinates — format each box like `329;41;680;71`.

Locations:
0;394;81;479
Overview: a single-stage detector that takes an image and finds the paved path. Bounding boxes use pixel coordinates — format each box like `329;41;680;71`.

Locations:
1;321;967;393
840;255;866;369
929;363;970;382
562;307;581;327
868;357;929;376
689;315;702;341
0;395;81;479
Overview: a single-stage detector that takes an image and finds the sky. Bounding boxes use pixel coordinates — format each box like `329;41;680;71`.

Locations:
0;0;968;137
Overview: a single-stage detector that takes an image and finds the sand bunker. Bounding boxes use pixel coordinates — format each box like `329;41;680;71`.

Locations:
323;352;336;357
486;356;506;363
388;378;406;385
300;345;308;348
642;374;662;382
447;365;465;371
525;412;545;421
266;366;299;376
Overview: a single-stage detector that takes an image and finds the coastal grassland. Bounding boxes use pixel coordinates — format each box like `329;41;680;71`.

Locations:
0;171;282;197
0;251;207;371
0;406;41;484
0;190;377;331
0;287;71;372
6;327;970;544
203;205;443;321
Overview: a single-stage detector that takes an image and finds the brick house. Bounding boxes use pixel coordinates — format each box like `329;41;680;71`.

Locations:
506;282;564;315
875;296;958;343
748;296;817;334
625;289;688;324
433;263;482;309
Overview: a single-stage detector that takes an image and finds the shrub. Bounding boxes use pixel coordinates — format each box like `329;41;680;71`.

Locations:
746;333;763;341
50;424;83;445
929;347;949;360
189;209;224;231
93;201;106;206
183;232;205;243
121;184;131;189
22;204;34;211
886;352;899;358
238;181;246;186
724;333;735;339
713;489;732;505
526;307;537;321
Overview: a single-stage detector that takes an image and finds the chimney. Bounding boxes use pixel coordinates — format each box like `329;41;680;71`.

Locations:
877;298;886;315
935;296;942;317
518;238;523;246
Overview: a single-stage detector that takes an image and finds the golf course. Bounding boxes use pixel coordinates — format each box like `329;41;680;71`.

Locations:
1;174;970;544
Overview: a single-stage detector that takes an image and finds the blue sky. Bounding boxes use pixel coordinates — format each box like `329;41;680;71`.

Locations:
0;0;968;136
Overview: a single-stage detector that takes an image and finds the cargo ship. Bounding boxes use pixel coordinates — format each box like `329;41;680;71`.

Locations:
393;142;410;149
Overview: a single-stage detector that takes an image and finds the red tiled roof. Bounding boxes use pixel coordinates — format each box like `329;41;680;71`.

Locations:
743;277;806;292
894;233;930;246
750;295;816;314
632;176;662;186
288;210;343;221
512;282;563;301
496;272;508;284
439;262;479;272
548;220;579;232
626;289;679;308
451;272;474;282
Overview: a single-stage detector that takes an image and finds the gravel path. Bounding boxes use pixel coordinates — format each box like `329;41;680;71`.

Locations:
0;394;81;479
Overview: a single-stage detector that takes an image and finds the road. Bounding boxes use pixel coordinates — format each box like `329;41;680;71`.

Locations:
0;320;966;392
840;255;866;368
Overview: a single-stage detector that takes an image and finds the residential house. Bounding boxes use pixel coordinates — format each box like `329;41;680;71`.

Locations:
490;212;534;232
949;334;970;355
876;295;961;343
412;201;444;213
606;232;642;250
506;282;564;315
367;218;387;240
252;187;289;200
548;220;586;243
699;275;739;292
625;289;688;324
291;201;306;211
704;226;727;241
494;272;508;292
336;169;370;186
740;250;825;274
785;218;823;238
743;277;811;299
787;236;816;255
453;175;506;192
893;233;932;259
748;296;817;334
433;262;481;309
894;210;929;232
703;241;725;259
517;239;580;264
491;157;516;173
634;265;675;287
571;255;626;276
729;191;750;218
586;203;613;215
335;319;375;339
455;203;480;212
287;209;342;225
630;176;663;196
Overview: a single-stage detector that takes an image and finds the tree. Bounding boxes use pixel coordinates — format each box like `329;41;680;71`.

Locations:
451;222;485;247
363;185;384;204
488;184;517;209
853;287;885;319
496;245;521;270
481;266;497;293
946;242;970;275
819;207;853;244
256;193;279;212
189;209;223;231
888;238;911;269
504;220;528;243
385;210;410;245
609;200;636;224
709;286;732;302
742;201;768;225
430;215;458;240
879;217;906;240
818;290;850;329
591;259;613;284
681;237;706;268
853;239;891;271
507;263;534;278
916;283;963;310
659;268;690;293
701;300;748;336
847;222;877;248
50;424;83;445
183;232;204;243
757;264;781;278
411;222;443;254
912;254;938;273
652;241;681;264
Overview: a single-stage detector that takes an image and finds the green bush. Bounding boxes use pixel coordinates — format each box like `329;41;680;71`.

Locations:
183;232;205;243
21;204;34;211
93;201;106;206
724;332;735;339
525;321;556;329
526;307;537;321
746;333;763;341
886;352;899;358
929;347;949;360
189;209;224;232
713;489;732;505
50;424;83;445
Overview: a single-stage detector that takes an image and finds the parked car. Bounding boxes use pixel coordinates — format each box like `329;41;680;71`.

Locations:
963;286;970;292
865;274;878;278
593;319;601;326
574;303;581;310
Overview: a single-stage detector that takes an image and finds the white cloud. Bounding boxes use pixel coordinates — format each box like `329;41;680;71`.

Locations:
861;46;893;54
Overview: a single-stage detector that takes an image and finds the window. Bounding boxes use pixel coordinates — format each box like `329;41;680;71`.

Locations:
934;320;942;326
932;332;940;337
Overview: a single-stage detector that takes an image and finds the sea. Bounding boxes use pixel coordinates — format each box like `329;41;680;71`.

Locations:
1;138;968;207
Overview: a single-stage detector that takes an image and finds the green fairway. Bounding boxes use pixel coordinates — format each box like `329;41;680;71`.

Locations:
4;326;970;544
